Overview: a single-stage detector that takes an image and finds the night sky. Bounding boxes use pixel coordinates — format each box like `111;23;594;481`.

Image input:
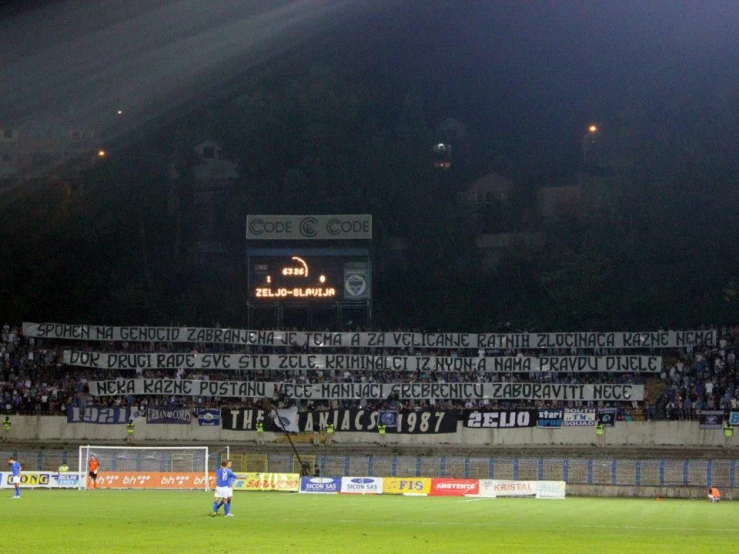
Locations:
3;1;738;162
2;1;738;327
327;1;739;162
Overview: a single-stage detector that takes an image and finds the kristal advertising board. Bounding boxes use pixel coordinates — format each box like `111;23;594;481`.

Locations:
476;480;566;499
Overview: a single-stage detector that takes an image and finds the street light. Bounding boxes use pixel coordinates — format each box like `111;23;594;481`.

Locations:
583;124;599;164
97;149;106;158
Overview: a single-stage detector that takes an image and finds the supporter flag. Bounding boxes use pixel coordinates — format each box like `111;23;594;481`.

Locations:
197;408;220;427
597;409;617;428
537;409;563;428
698;410;724;429
273;407;299;433
730;412;739;426
378;410;398;429
146;406;192;425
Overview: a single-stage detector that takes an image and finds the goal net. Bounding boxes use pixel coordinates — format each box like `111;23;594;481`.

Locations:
78;446;212;490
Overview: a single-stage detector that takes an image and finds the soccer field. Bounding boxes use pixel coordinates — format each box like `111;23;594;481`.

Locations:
0;490;734;553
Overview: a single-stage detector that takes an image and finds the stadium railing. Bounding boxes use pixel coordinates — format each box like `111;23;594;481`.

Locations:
2;449;735;489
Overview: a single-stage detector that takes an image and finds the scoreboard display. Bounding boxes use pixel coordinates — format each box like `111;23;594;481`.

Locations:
248;250;370;302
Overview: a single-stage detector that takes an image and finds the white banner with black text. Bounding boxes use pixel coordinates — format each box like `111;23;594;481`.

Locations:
63;350;662;373
25;323;715;349
87;379;643;401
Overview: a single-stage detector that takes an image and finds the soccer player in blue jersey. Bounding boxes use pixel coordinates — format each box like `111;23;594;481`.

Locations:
8;456;21;498
212;459;236;517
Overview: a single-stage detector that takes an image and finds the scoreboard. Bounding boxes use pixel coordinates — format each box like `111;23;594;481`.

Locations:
247;249;371;302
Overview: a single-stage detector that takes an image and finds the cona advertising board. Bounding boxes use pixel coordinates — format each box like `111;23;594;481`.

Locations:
0;471;81;488
340;477;384;494
91;472;214;490
430;478;480;497
300;477;341;494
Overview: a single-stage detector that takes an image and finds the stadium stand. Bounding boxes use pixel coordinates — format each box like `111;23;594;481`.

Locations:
2;322;737;420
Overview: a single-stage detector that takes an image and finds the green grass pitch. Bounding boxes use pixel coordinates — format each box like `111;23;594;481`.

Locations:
0;490;735;553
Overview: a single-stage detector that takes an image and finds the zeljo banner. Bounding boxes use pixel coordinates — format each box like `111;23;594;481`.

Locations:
90;472;214;490
382;478;432;496
430;478;480;497
340;477;384;494
464;409;538;429
232;473;300;492
300;477;341;494
0;471;81;488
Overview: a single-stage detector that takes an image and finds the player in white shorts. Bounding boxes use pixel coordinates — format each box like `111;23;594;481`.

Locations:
212;459;236;516
8;456;21;498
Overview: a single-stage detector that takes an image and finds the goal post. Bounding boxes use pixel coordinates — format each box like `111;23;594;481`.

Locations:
78;446;210;491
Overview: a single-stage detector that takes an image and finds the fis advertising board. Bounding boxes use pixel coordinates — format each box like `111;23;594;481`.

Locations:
382;478;431;496
340;477;384;494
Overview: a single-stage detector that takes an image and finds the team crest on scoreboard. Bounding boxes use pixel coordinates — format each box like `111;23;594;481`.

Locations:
344;269;369;299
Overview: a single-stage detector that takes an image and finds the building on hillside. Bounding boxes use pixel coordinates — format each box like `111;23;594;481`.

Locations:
0;128;18;179
191;139;239;260
475;232;547;270
457;171;513;207
536;185;583;218
0;117;102;180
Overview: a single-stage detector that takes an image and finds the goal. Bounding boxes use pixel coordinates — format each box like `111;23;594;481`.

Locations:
78;446;220;491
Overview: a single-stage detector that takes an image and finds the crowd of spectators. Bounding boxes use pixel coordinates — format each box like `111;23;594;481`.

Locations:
652;328;739;420
2;323;738;421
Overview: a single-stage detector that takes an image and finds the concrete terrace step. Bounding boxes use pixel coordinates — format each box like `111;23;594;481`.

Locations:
227;443;738;460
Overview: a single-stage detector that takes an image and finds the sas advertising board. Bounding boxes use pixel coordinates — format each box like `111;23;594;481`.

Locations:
340;477;384;494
